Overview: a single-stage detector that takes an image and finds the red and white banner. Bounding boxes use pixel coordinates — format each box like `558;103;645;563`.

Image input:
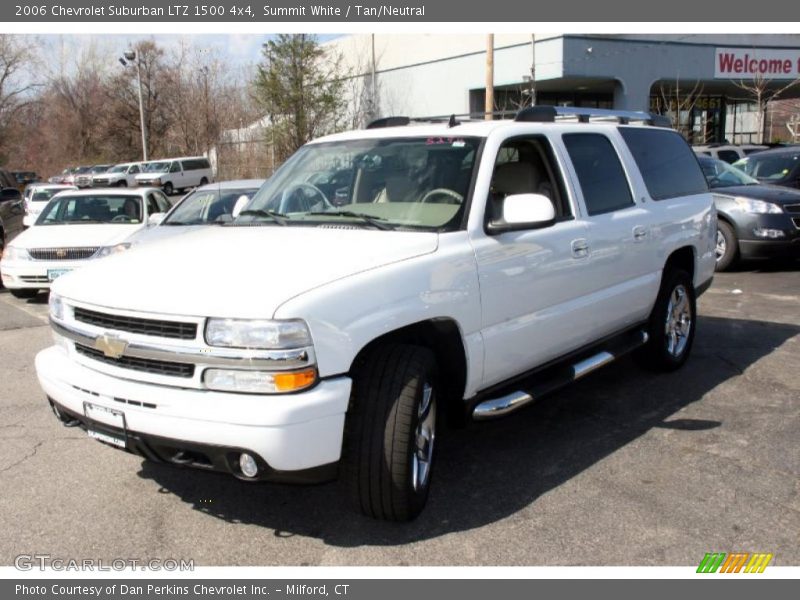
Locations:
715;47;800;79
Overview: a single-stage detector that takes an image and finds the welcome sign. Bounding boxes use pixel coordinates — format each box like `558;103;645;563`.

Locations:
715;47;800;79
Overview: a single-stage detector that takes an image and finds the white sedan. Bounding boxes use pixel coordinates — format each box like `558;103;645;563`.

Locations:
0;188;171;298
23;183;78;227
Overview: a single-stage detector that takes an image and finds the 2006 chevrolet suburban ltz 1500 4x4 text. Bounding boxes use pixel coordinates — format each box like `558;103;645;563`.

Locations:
36;107;716;521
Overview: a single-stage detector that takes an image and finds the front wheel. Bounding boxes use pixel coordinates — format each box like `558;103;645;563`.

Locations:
715;221;739;272
343;344;438;521
116;180;127;187
636;269;696;372
162;182;174;196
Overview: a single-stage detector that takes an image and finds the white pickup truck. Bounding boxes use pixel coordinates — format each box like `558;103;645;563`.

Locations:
35;107;716;521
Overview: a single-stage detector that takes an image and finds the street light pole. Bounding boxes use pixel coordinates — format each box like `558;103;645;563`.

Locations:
123;49;148;162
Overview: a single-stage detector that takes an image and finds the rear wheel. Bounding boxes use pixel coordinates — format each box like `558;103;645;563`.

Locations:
199;177;208;186
715;221;739;272
163;182;174;196
10;288;38;299
343;344;438;521
636;269;696;372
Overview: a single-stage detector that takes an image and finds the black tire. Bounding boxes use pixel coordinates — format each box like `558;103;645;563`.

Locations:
10;288;38;299
199;177;208;186
715;221;739;272
636;269;696;372
116;180;127;187
343;344;439;521
163;182;174;196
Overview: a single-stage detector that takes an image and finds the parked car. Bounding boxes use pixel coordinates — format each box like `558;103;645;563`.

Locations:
0;167;18;189
63;166;93;186
0;188;171;298
22;184;78;227
697;155;800;270
0;186;26;282
693;143;767;163
35;106;715;521
134;156;214;195
732;146;800;189
50;167;77;184
92;162;147;188
74;165;112;188
13;171;39;189
124;179;264;247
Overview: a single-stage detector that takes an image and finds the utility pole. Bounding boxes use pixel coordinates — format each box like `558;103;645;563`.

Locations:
530;34;536;106
121;49;148;161
485;34;494;120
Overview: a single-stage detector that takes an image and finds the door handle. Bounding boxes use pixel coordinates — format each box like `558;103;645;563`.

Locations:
571;238;590;259
632;226;649;242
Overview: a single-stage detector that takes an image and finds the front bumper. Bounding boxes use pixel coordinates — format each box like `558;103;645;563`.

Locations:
739;238;800;260
731;213;800;260
36;346;351;480
0;258;88;289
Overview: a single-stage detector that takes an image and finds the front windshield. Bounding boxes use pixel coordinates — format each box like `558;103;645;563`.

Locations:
240;136;481;231
75;166;92;174
165;186;261;225
734;152;800;180
91;165;111;173
37;195;143;225
146;161;169;172
108;165;129;173
699;158;758;188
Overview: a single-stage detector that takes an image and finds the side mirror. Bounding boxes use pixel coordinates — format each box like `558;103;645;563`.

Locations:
231;194;250;218
0;187;22;202
487;193;556;234
147;212;165;226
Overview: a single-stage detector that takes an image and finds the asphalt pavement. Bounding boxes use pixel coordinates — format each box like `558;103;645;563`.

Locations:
0;264;798;567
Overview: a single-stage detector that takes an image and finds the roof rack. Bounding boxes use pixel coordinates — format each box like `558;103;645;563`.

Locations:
515;106;671;128
366;107;672;130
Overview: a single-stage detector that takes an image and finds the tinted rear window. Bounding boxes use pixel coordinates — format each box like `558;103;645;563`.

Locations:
619;128;708;200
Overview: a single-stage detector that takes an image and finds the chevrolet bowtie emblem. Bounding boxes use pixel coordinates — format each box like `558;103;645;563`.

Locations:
94;334;128;359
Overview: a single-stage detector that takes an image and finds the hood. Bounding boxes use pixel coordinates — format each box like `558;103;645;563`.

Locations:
12;223;144;250
712;183;800;205
124;224;208;246
54;226;439;318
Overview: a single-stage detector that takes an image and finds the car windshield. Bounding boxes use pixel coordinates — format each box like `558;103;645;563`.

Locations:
31;188;67;202
165;186;262;225
37;195;143;225
734;152;800;180
145;162;170;172
240;136;481;231
91;165;111;173
74;166;92;174
699;158;758;188
108;165;129;173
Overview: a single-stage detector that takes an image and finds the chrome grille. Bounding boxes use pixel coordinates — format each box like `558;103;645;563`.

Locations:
784;204;800;215
73;306;198;340
75;343;195;378
28;247;99;260
20;275;49;283
93;178;110;186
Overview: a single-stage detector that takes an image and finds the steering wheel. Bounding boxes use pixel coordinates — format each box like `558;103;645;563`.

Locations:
111;215;132;222
420;188;464;204
279;182;332;212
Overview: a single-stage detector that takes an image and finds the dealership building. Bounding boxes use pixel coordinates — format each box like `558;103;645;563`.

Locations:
328;34;800;143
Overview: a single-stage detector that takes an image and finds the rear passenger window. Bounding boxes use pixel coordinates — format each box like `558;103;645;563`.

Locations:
563;133;633;216
619;128;708;200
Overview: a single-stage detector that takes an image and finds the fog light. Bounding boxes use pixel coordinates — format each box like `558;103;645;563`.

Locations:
753;228;785;239
203;367;317;393
239;453;258;478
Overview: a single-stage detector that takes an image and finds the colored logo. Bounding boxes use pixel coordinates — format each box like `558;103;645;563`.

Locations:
697;552;773;573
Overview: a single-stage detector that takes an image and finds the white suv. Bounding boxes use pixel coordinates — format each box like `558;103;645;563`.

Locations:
36;107;716;521
92;162;146;188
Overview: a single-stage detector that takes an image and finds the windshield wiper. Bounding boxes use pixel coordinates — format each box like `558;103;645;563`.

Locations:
306;210;393;230
236;209;288;226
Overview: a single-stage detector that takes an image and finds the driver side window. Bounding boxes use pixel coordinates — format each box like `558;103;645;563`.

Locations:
169;162;181;173
488;136;571;223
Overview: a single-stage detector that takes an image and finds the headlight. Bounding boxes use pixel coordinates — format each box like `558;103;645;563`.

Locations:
95;243;133;258
1;245;28;261
152;178;162;186
204;368;317;393
49;292;64;321
205;318;312;349
733;197;783;214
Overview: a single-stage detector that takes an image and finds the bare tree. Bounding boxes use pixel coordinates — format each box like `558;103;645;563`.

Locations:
0;36;40;163
732;70;800;144
654;78;704;141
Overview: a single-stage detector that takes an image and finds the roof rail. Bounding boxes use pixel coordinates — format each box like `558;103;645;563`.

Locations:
515;106;672;128
365;111;516;129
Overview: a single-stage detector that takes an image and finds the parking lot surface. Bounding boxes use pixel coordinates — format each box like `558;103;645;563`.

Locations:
0;264;798;566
